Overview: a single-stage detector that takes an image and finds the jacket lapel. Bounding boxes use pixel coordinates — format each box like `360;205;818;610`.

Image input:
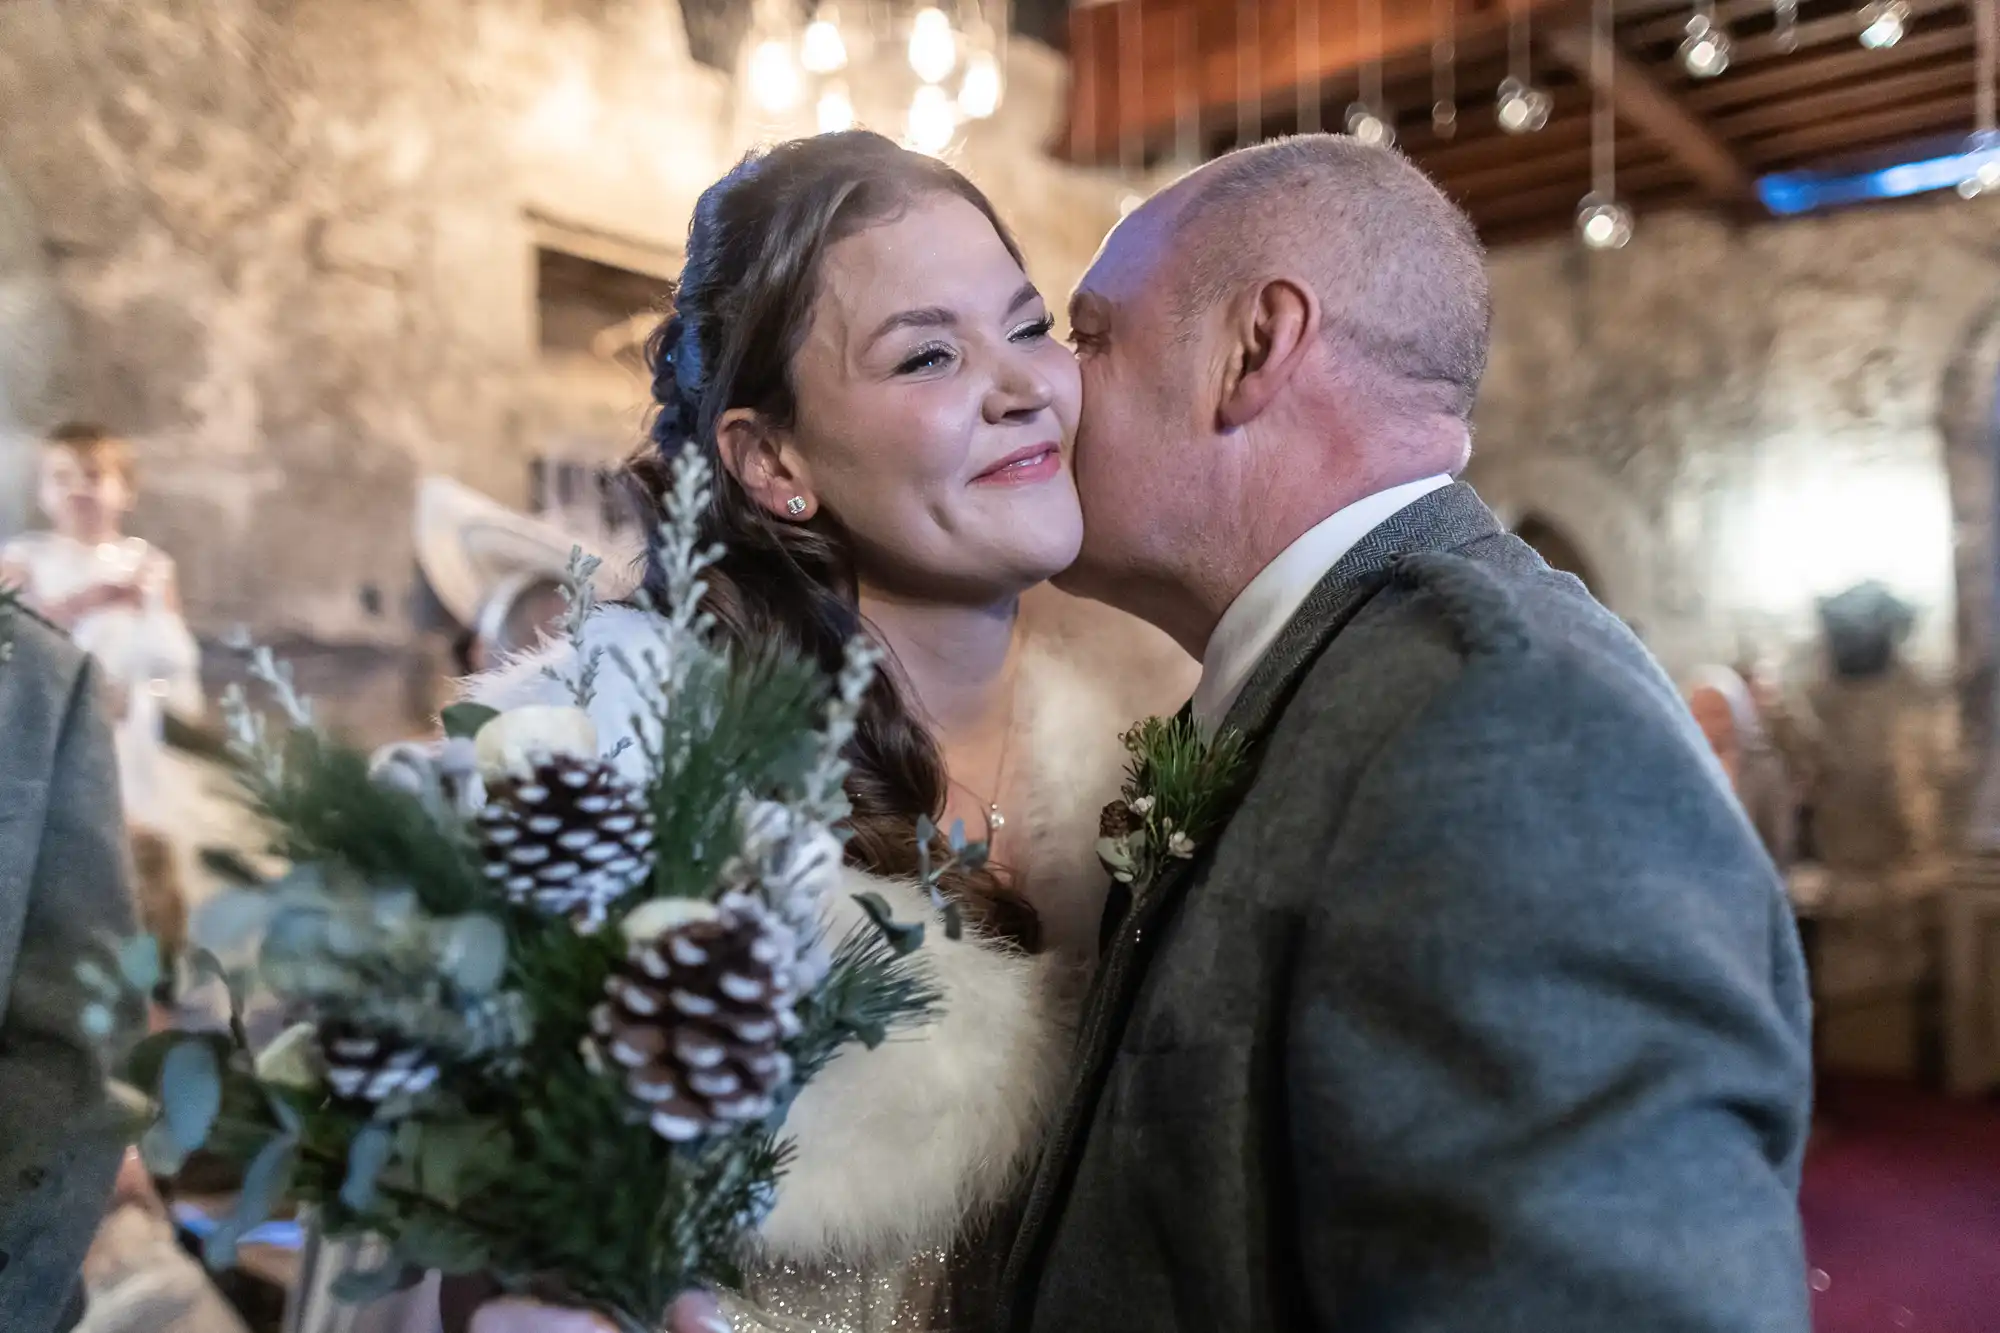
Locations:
1001;483;1507;1329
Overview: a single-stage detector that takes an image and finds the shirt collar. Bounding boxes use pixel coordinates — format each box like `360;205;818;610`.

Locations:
1192;475;1453;734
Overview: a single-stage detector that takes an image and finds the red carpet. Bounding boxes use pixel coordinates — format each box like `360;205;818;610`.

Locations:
1801;1079;2000;1332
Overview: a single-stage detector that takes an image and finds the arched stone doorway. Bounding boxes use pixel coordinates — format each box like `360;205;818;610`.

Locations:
1513;512;1599;596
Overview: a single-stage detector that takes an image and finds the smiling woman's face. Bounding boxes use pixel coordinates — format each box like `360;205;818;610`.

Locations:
751;192;1084;606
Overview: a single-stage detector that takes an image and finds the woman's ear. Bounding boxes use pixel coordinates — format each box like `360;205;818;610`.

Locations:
716;409;817;521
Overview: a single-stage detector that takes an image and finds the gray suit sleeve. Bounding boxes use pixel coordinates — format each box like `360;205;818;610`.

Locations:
1286;648;1812;1333
0;657;136;1333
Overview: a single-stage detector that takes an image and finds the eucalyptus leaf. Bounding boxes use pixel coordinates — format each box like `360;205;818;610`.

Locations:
264;1086;304;1136
341;1123;394;1213
203;1222;240;1271
233;1134;298;1234
850;892;923;956
138;1119;188;1175
948;819;966;854
941;901;964;943
187;892;278;962
440;702;500;741
160;1039;223;1153
915;814;935;846
437;914;508;995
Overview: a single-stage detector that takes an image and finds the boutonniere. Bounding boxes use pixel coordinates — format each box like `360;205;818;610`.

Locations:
1097;714;1249;895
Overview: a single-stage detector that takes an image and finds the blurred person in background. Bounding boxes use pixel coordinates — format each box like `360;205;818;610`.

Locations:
0;598;138;1332
1686;663;1799;871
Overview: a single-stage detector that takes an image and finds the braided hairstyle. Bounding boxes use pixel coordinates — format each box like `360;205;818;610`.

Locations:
626;131;1037;950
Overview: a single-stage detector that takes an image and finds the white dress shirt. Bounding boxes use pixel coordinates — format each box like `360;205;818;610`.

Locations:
1193;474;1453;734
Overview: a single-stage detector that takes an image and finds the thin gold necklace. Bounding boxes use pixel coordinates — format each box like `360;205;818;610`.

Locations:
949;643;1022;841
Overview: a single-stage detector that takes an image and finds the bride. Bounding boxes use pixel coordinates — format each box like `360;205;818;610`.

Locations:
463;130;1191;1333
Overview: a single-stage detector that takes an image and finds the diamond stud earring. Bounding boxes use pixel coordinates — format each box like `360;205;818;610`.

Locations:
786;496;807;516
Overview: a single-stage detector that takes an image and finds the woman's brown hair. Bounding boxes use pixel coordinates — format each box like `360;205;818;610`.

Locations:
626;131;1036;949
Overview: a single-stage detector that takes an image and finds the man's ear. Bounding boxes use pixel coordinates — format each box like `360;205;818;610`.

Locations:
1217;276;1317;431
716;409;817;521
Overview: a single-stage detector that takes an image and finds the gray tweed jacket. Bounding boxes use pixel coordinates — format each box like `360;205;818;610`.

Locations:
999;484;1812;1333
0;604;135;1333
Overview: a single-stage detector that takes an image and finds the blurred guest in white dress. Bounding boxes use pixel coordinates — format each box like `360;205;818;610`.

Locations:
1;423;203;825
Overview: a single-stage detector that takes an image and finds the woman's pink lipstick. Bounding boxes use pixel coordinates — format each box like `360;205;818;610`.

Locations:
971;443;1063;485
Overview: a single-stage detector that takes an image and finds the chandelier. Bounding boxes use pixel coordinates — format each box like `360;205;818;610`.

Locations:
738;0;1010;156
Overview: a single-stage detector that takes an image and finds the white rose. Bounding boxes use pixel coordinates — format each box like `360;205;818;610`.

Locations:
620;897;721;945
473;705;599;778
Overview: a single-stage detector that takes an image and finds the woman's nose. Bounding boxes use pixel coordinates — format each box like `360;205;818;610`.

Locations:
984;349;1055;424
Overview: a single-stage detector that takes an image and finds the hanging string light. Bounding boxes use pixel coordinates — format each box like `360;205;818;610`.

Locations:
1576;0;1634;249
1496;1;1552;135
1857;0;1910;49
1346;0;1396;146
1961;0;1999;197
1238;0;1260;146
1296;0;1322;133
1433;0;1457;139
1117;0;1147;217
1679;0;1733;78
1773;0;1800;53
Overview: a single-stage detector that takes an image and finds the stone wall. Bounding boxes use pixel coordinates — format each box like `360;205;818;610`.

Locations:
1471;194;2000;700
0;0;1132;739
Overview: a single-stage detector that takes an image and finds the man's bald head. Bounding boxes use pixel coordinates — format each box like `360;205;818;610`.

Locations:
1166;135;1490;419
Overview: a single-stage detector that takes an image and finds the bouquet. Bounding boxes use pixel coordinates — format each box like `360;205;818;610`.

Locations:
74;455;973;1332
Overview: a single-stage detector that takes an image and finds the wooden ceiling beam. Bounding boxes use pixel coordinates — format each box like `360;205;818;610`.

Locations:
1058;0;1578;164
1682;27;1972;112
1711;63;1977;137
1724;0;1968;63
1541;25;1760;206
1437;138;1672;199
1742;90;1976;164
1463;157;1692;224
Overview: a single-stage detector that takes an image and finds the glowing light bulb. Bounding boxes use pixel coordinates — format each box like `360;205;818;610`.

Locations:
905;82;957;155
1495;77;1553;134
959;51;1001;119
1679;16;1732;78
817;83;855;133
801;15;848;74
1961;160;2000;200
747;40;802;113
908;8;957;83
1576;193;1634;250
1344;102;1396;148
1858;0;1908;49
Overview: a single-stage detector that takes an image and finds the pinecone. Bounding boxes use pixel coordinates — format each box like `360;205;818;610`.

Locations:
477;755;655;930
1099;798;1142;840
319;1021;441;1104
591;894;802;1143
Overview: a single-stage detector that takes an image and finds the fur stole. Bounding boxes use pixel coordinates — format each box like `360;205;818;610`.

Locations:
463;605;1096;1267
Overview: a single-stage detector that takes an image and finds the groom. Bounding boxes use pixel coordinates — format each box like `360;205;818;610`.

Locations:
998;137;1813;1332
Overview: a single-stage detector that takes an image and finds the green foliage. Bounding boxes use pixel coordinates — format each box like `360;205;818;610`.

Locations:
791;921;941;1079
241;731;486;915
440;703;499;741
1121;714;1250;837
79;454;942;1332
632;638;827;903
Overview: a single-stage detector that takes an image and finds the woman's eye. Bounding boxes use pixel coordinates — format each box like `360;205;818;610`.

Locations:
895;344;956;375
1012;315;1056;342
